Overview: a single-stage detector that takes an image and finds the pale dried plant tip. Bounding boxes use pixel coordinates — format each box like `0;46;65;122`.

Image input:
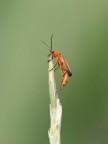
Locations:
48;58;62;144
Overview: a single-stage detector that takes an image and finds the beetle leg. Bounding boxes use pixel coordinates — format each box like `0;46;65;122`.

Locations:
49;61;58;71
48;57;53;62
54;64;60;71
62;71;66;77
60;67;66;77
53;61;60;71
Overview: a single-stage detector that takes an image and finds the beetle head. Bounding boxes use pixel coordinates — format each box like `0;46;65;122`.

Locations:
48;50;54;57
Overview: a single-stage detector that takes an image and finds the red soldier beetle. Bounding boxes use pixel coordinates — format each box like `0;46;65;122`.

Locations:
41;34;72;87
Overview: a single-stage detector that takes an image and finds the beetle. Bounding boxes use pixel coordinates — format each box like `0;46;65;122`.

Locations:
41;34;72;87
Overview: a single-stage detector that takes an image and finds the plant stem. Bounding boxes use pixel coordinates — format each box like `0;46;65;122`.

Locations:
48;58;62;144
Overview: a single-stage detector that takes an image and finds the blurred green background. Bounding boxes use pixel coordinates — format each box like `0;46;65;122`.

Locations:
0;0;108;144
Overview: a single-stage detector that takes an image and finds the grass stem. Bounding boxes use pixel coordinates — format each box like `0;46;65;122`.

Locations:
48;58;62;144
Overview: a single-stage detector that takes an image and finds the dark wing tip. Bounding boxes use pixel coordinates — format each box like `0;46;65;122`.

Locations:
68;71;72;77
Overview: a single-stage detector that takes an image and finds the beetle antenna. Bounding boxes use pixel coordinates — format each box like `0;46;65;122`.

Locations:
50;34;53;51
41;40;50;49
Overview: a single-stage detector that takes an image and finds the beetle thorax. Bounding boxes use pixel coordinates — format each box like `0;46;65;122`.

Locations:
52;51;61;58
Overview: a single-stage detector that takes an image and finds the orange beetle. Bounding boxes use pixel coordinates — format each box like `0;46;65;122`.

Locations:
41;34;72;87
